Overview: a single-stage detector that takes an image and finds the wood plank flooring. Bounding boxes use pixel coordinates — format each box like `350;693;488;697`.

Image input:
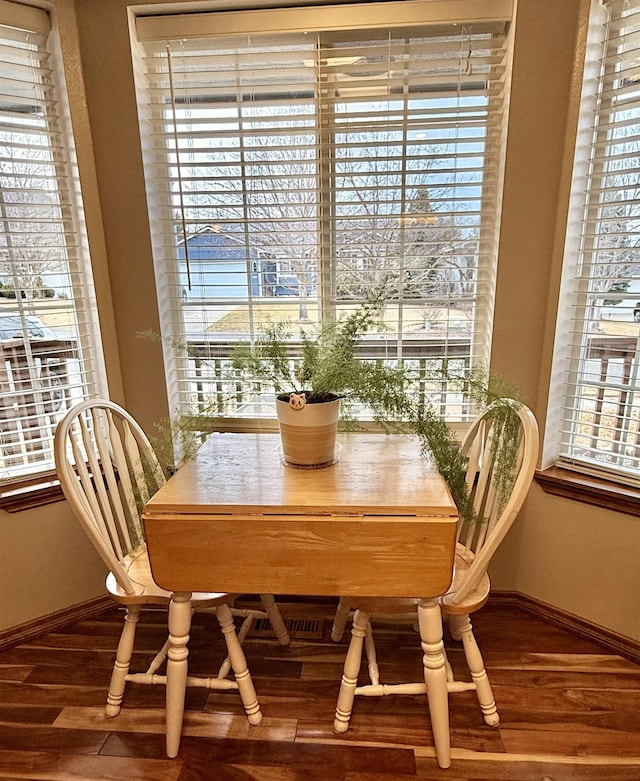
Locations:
1;598;640;780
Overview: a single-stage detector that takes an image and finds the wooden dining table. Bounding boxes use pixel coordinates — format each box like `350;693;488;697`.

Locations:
143;431;459;767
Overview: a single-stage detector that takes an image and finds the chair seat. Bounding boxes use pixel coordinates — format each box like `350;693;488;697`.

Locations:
106;546;234;606
342;596;417;615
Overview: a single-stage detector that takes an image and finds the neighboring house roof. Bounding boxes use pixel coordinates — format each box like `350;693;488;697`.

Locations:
178;225;248;262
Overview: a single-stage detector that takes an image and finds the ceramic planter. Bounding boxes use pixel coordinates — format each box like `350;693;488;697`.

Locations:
275;394;340;467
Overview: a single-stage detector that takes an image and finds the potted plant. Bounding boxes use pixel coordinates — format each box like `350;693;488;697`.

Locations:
230;300;409;467
230;301;525;520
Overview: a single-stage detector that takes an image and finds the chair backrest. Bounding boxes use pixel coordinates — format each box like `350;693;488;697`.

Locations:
452;400;539;604
54;398;166;595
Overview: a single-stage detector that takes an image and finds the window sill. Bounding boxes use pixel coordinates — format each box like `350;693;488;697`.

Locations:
535;466;640;518
0;472;65;513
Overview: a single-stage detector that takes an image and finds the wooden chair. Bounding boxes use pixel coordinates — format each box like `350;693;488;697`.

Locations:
53;398;289;756
331;401;539;740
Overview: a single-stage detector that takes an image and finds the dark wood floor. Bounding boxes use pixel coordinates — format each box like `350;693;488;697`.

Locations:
1;597;640;780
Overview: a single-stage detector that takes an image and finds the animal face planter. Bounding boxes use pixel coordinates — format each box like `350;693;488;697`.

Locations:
275;393;340;467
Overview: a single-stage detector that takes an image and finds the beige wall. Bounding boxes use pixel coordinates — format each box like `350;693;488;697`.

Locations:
5;0;640;643
491;485;640;637
0;501;106;632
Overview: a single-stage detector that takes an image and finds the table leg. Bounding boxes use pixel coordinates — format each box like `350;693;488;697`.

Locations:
166;591;192;758
417;597;450;769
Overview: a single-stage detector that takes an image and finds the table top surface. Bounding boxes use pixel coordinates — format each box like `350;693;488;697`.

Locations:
143;432;458;597
145;432;457;518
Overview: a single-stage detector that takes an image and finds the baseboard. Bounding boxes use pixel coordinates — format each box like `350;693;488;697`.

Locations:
490;590;640;664
2;592;638;665
0;595;113;652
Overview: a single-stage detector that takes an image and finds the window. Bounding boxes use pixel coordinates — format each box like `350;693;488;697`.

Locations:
553;0;640;485
0;2;105;486
133;0;513;429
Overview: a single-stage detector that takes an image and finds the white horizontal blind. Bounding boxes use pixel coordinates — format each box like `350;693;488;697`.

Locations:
558;0;640;482
134;2;513;426
0;3;105;482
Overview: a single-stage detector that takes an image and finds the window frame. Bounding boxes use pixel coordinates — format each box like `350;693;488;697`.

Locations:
133;0;514;438
548;0;640;494
0;0;107;504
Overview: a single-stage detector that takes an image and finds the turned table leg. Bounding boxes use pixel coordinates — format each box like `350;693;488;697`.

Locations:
166;591;192;758
417;597;450;769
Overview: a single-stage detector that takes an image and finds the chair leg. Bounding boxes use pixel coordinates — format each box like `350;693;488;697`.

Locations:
106;605;141;717
216;611;254;681
259;593;290;646
166;592;192;758
334;608;368;733
448;613;464;641
448;612;499;727
331;597;351;642
443;644;454;683
363;622;380;686
216;602;263;726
